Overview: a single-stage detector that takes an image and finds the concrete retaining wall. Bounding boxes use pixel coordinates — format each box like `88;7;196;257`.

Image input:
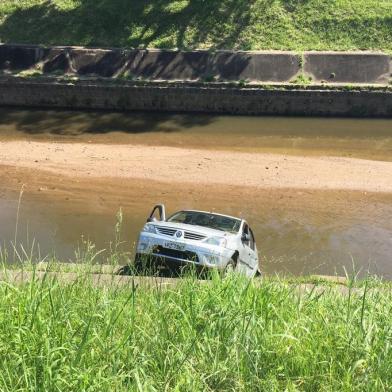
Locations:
304;52;391;84
0;44;391;84
0;45;301;82
0;44;391;117
0;78;391;117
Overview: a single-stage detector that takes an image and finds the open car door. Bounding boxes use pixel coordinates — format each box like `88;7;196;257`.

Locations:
147;204;166;222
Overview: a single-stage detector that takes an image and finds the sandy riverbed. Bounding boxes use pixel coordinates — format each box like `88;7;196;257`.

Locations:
1;140;392;193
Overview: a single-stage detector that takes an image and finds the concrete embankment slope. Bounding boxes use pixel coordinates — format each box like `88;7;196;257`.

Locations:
0;44;391;117
1;44;391;84
0;266;382;297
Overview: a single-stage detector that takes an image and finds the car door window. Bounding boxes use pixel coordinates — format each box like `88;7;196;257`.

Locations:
249;228;255;251
242;224;250;247
148;205;165;222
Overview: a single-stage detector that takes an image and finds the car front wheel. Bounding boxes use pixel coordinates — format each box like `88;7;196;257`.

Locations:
223;259;237;277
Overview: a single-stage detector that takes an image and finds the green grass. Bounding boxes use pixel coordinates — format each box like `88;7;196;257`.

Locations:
0;1;391;51
0;205;391;391
0;260;391;391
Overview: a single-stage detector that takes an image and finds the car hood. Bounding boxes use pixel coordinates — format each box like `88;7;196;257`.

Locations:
152;221;235;238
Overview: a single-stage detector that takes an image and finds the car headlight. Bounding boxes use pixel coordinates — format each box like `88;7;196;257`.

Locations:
204;236;227;247
142;224;156;233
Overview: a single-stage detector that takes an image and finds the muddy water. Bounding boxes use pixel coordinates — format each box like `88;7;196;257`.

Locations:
1;109;392;278
1;188;392;278
1;108;392;160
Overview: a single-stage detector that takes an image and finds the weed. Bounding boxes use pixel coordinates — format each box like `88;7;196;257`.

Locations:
117;70;136;81
290;73;312;85
201;74;216;83
297;53;304;68
16;69;43;78
238;79;248;87
342;84;356;91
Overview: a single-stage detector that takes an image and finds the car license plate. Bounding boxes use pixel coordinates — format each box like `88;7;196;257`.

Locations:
164;242;185;251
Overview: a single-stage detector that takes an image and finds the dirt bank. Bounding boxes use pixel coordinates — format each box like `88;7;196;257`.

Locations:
1;140;392;193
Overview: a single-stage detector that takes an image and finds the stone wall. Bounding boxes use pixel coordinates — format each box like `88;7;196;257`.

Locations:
0;44;391;84
0;78;390;117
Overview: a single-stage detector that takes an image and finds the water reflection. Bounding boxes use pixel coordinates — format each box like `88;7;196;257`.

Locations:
0;108;392;160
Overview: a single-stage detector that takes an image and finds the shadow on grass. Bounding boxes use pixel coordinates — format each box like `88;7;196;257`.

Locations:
116;264;210;280
1;0;391;52
0;0;256;49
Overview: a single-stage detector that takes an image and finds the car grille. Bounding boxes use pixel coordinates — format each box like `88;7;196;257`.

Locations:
155;227;206;241
153;246;199;263
156;227;176;236
184;231;206;241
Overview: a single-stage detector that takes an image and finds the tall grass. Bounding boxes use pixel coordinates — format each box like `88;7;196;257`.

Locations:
1;202;391;390
0;261;391;391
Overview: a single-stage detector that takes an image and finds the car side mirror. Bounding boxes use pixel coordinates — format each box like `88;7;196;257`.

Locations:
147;217;158;223
241;233;250;242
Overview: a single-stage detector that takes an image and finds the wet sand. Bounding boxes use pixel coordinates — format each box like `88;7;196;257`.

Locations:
1;140;392;193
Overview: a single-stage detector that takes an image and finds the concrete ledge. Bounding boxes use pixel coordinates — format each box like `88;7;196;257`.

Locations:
0;269;183;288
0;269;380;296
304;52;391;84
0;44;45;69
0;78;391;117
0;44;301;82
0;44;391;85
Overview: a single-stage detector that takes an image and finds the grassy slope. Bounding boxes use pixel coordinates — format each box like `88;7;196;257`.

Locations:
0;1;391;51
0;267;391;391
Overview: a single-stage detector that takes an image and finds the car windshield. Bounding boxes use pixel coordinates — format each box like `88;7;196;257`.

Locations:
167;211;241;233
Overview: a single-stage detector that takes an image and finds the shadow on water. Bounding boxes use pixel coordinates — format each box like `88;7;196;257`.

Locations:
0;108;217;135
1;108;392;141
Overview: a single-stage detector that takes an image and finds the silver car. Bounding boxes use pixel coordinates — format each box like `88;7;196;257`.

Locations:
135;205;260;277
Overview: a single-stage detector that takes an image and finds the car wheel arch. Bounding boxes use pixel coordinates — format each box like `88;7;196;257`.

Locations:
231;251;239;266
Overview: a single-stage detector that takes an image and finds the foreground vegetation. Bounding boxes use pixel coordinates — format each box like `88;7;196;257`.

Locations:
0;0;391;52
0;260;391;391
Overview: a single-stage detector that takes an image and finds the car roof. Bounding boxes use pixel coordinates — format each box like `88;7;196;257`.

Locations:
172;210;244;222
